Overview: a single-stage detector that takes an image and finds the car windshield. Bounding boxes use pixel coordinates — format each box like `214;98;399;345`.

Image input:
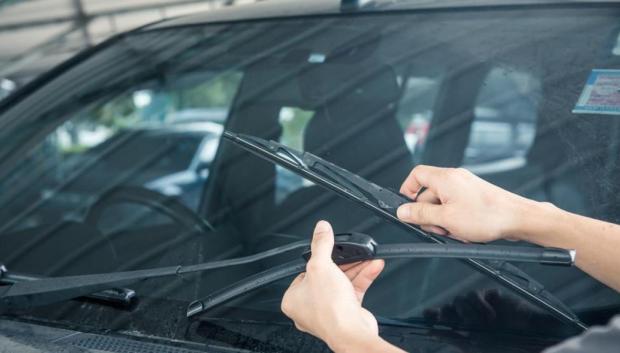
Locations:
1;4;620;352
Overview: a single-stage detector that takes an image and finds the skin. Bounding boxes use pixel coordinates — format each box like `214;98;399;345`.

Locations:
281;165;620;352
281;221;401;353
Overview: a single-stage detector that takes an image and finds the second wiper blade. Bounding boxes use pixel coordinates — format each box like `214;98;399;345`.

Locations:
223;131;586;330
224;131;445;244
187;233;575;317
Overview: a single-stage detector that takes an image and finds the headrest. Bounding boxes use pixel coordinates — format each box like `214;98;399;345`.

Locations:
302;65;408;175
296;63;401;112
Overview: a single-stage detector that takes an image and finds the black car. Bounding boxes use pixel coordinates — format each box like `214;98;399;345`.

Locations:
1;0;620;352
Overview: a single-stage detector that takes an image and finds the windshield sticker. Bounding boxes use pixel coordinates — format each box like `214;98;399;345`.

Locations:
573;69;620;115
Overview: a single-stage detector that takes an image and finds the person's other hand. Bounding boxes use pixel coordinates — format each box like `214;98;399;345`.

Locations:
281;221;385;351
397;165;533;242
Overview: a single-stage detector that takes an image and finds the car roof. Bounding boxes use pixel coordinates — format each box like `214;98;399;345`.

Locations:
143;0;620;30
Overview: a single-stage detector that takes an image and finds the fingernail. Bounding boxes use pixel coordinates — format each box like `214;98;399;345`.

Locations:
397;205;409;219
372;260;385;275
315;220;331;234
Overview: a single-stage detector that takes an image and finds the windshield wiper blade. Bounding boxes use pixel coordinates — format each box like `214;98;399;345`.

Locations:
222;131;586;330
223;131;429;237
187;232;575;317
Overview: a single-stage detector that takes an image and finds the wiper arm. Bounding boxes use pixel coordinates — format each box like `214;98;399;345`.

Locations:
0;240;309;311
0;265;135;307
187;232;574;317
223;131;586;330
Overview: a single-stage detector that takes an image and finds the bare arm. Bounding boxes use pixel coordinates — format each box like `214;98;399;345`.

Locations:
280;166;620;352
396;165;620;293
516;200;620;292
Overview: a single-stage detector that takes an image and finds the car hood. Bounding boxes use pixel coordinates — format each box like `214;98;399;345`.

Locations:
0;319;230;353
0;322;94;353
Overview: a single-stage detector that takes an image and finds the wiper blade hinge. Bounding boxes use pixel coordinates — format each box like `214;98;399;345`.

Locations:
302;152;410;211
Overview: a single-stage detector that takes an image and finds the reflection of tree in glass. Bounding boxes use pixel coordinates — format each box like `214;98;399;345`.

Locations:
173;72;243;109
56;71;243;155
279;107;313;150
92;95;140;129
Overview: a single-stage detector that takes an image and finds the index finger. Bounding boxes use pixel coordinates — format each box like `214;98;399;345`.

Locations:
400;165;444;198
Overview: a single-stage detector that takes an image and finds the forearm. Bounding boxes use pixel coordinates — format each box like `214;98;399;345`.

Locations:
512;199;620;292
329;334;406;353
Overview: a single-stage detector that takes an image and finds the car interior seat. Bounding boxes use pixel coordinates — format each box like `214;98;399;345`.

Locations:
255;62;414;246
231;61;436;318
202;65;288;240
479;67;590;215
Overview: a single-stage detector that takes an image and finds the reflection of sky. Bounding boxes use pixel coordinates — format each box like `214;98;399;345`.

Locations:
133;90;153;108
56;125;112;150
0;78;16;99
1;78;16;91
198;139;219;163
613;32;620;56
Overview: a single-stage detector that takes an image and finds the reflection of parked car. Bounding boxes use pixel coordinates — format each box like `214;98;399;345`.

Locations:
403;68;540;174
17;122;224;228
71;121;223;210
145;122;223;209
463;66;540;171
168;108;228;125
464;106;536;173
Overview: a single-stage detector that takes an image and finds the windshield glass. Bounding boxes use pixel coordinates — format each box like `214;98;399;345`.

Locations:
1;5;620;351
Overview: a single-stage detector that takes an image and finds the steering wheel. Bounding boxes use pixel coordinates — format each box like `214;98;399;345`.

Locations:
85;186;214;234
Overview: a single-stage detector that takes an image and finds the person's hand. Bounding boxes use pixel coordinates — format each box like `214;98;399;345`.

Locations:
397;165;534;242
281;221;385;352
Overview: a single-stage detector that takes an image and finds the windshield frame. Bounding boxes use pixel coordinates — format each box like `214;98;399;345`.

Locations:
1;4;620;348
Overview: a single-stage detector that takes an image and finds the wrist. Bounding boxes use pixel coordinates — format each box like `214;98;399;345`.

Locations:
504;197;563;244
327;332;385;353
325;323;381;353
495;193;532;240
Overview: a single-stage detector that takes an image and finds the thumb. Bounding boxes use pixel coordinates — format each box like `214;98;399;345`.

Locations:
397;202;444;226
310;220;335;263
